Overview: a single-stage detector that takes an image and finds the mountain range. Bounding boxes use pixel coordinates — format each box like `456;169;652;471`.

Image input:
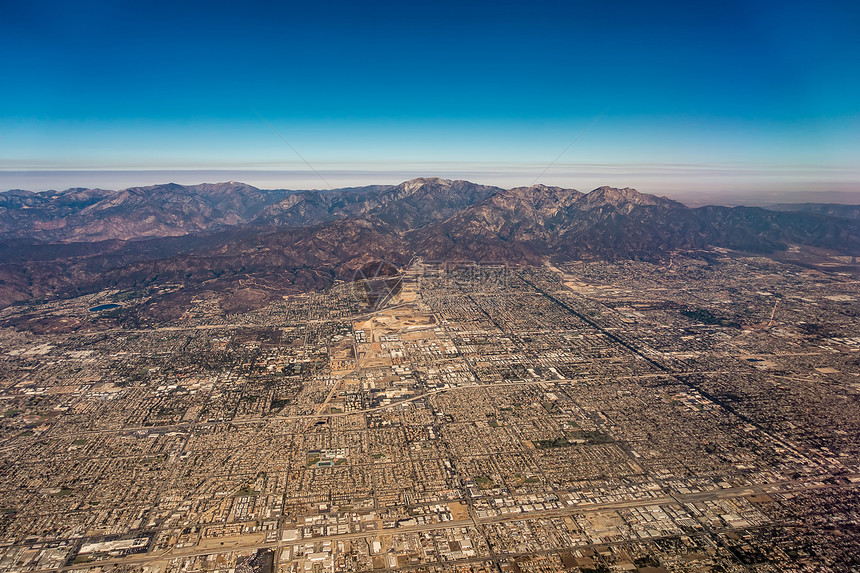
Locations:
1;177;858;323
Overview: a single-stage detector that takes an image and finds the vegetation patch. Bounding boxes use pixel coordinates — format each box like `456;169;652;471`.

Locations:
474;475;495;489
536;436;572;449
270;397;290;411
536;430;614;448
541;401;558;413
680;307;740;328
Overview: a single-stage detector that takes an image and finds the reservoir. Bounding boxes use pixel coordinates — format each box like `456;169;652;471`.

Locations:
88;303;121;312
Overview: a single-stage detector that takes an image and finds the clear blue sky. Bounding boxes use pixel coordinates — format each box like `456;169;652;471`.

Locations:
2;0;859;196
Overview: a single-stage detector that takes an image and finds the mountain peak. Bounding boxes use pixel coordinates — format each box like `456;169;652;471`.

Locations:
584;186;683;208
509;183;582;196
401;177;453;192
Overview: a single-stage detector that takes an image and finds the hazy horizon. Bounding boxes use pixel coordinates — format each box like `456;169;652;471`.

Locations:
3;166;860;207
3;0;859;201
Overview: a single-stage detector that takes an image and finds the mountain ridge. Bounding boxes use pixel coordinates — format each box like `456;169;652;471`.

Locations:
0;178;858;317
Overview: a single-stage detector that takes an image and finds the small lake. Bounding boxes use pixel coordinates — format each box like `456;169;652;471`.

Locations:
88;303;121;312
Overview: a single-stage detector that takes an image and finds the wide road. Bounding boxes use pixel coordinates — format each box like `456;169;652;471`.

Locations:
36;370;738;441
42;474;860;572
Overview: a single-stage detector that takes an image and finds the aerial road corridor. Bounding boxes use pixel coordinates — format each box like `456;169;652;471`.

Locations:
30;370;738;443
43;475;860;572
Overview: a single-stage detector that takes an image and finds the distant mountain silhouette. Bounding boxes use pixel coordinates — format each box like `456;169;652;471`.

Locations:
765;202;860;221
